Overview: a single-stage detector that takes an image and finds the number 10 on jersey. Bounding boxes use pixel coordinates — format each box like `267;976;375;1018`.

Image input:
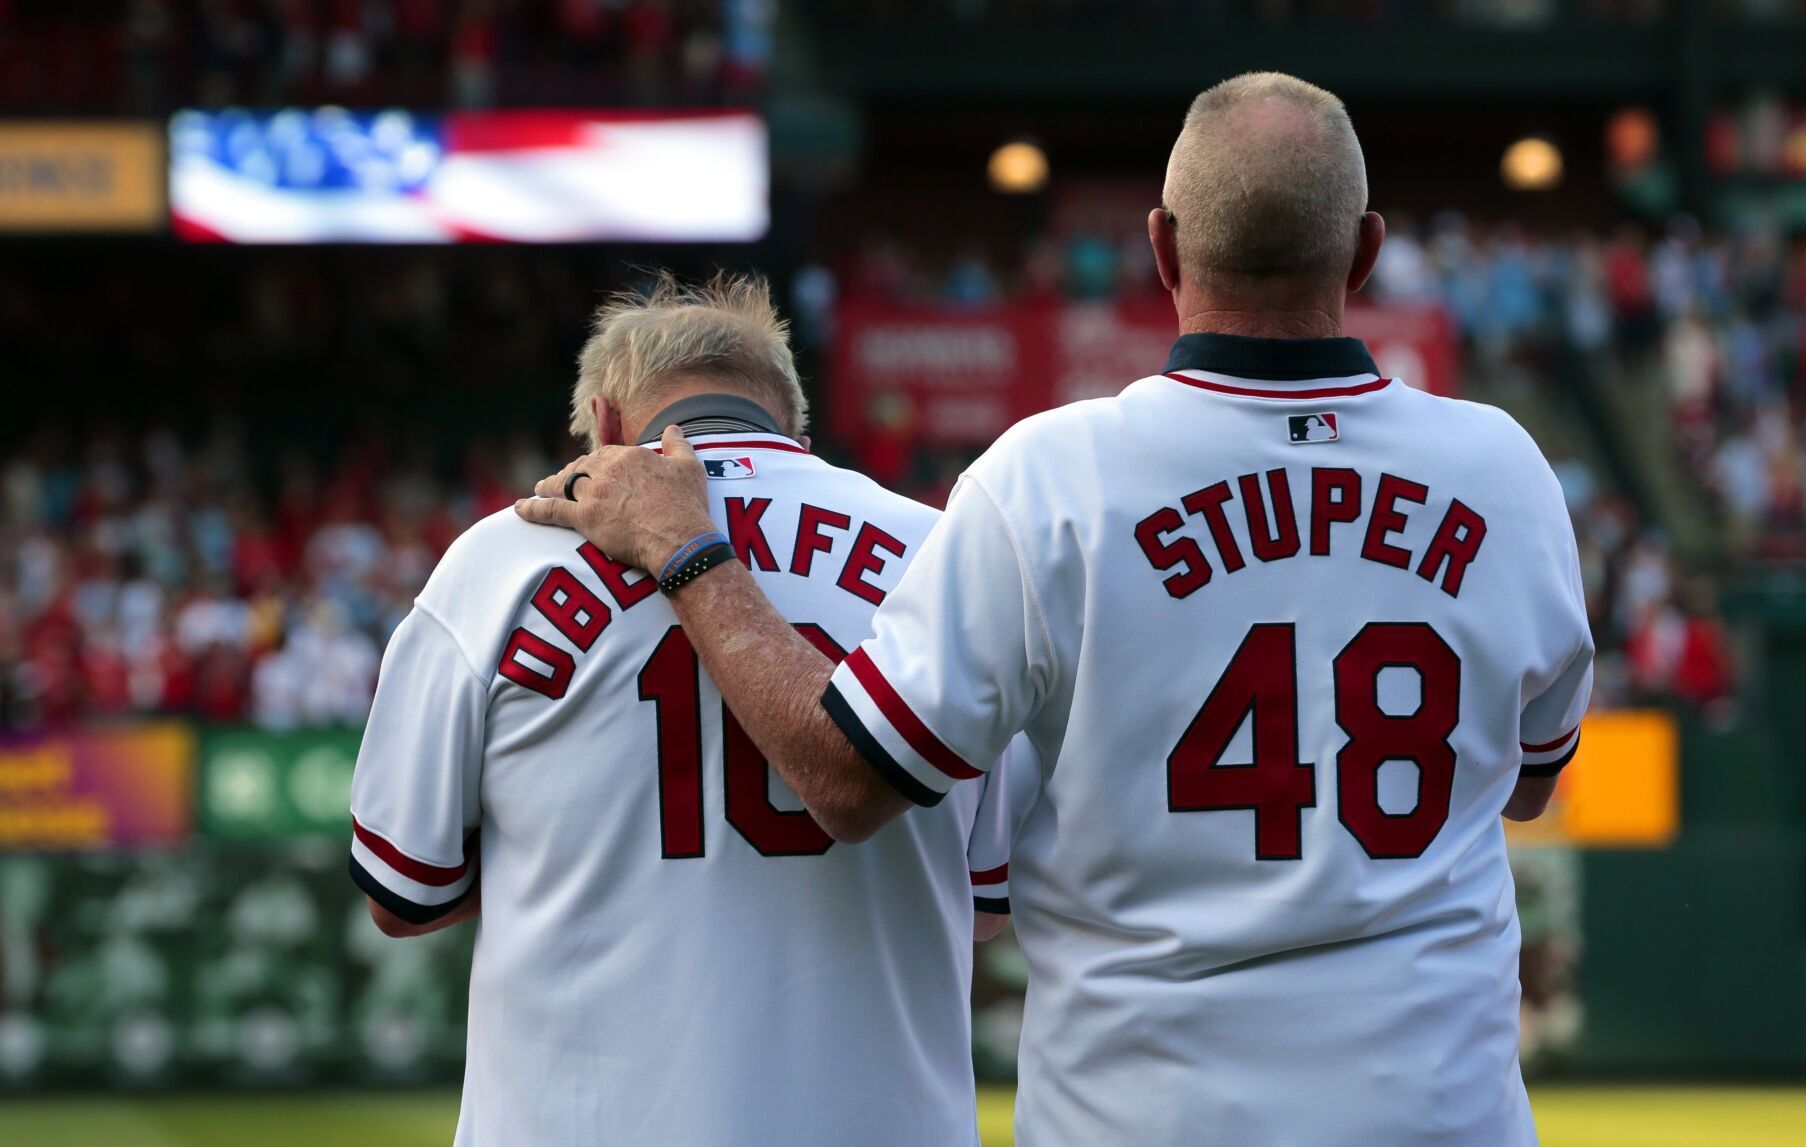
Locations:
639;623;844;859
1167;622;1461;860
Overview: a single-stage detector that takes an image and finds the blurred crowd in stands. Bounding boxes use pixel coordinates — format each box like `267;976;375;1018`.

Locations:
1369;213;1784;713
0;246;599;733
7;207;1795;727
0;421;562;731
1366;216;1806;552
1550;464;1739;715
0;0;772;114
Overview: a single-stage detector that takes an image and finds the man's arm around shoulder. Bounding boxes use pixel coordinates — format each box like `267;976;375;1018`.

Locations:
662;558;910;842
514;428;911;842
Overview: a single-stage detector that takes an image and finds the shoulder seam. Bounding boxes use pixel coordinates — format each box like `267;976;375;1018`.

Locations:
961;474;1061;689
413;599;493;688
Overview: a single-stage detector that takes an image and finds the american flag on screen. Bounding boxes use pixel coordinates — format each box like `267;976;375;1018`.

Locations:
169;108;768;245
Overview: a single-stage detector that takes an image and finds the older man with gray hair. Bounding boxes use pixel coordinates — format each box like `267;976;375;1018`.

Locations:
351;272;1018;1147
525;73;1591;1145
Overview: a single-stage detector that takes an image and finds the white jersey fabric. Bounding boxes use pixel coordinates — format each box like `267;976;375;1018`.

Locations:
824;334;1593;1147
349;422;1013;1147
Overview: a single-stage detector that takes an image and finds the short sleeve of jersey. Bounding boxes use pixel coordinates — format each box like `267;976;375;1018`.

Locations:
1519;651;1591;777
347;605;485;924
1518;494;1595;779
822;475;1053;806
963;735;1021;915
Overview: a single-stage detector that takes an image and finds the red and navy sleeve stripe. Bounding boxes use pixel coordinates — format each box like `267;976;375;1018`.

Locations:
822;647;985;807
822;682;943;806
1519;726;1581;778
348;816;478;925
971;862;1011;915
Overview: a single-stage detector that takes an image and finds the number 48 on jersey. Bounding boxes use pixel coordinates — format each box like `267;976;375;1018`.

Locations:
1168;622;1461;860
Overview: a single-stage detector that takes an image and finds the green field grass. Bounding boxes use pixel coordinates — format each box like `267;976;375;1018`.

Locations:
1;1086;1802;1146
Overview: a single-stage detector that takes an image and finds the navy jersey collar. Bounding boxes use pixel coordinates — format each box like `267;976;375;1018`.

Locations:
1163;332;1378;382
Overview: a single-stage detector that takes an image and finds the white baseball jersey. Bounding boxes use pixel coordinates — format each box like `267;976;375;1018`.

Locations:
824;334;1593;1147
349;422;1015;1147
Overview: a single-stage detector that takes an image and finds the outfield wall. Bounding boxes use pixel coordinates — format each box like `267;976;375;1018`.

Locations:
0;713;1799;1088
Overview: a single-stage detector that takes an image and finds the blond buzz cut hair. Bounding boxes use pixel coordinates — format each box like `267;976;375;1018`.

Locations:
1163;72;1368;287
570;271;808;449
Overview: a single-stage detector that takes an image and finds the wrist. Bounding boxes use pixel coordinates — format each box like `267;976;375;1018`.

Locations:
661;542;739;596
651;517;721;575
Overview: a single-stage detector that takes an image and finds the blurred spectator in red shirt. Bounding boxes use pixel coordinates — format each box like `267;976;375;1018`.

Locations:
1627;581;1736;713
1605;224;1657;347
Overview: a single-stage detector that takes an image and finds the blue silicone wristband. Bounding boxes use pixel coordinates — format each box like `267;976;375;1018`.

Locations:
659;531;729;581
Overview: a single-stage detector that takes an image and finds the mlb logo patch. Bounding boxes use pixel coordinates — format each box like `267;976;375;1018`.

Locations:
1287;413;1339;444
704;457;757;480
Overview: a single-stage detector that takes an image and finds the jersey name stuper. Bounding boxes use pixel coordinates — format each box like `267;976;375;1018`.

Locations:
1133;465;1487;599
822;334;1593;1146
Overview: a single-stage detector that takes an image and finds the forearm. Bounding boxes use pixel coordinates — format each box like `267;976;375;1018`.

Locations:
667;561;908;841
513;428;908;838
1503;776;1558;822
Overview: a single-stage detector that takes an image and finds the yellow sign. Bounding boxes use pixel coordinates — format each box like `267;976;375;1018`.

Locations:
1506;710;1678;849
0;122;165;231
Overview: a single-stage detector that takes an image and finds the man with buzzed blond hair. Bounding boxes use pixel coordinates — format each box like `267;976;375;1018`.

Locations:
525;74;1589;1145
350;272;1019;1147
1161;71;1372;296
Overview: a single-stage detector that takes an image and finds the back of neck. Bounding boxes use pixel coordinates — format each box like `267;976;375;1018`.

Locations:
1173;278;1347;340
1176;306;1345;340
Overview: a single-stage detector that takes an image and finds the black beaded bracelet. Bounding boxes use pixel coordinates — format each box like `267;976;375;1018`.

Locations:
658;541;739;594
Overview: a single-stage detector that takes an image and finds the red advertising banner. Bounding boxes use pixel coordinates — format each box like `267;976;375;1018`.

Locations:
0;723;195;849
1044;299;1186;408
830;296;1460;450
1344;301;1460;400
830;299;1049;447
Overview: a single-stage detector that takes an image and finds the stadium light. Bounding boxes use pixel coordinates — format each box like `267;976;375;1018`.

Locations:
988;140;1049;194
1501;136;1562;191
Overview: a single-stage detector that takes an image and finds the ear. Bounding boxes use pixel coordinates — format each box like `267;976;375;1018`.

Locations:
1148;207;1181;294
594;396;627;447
1347;211;1386;295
